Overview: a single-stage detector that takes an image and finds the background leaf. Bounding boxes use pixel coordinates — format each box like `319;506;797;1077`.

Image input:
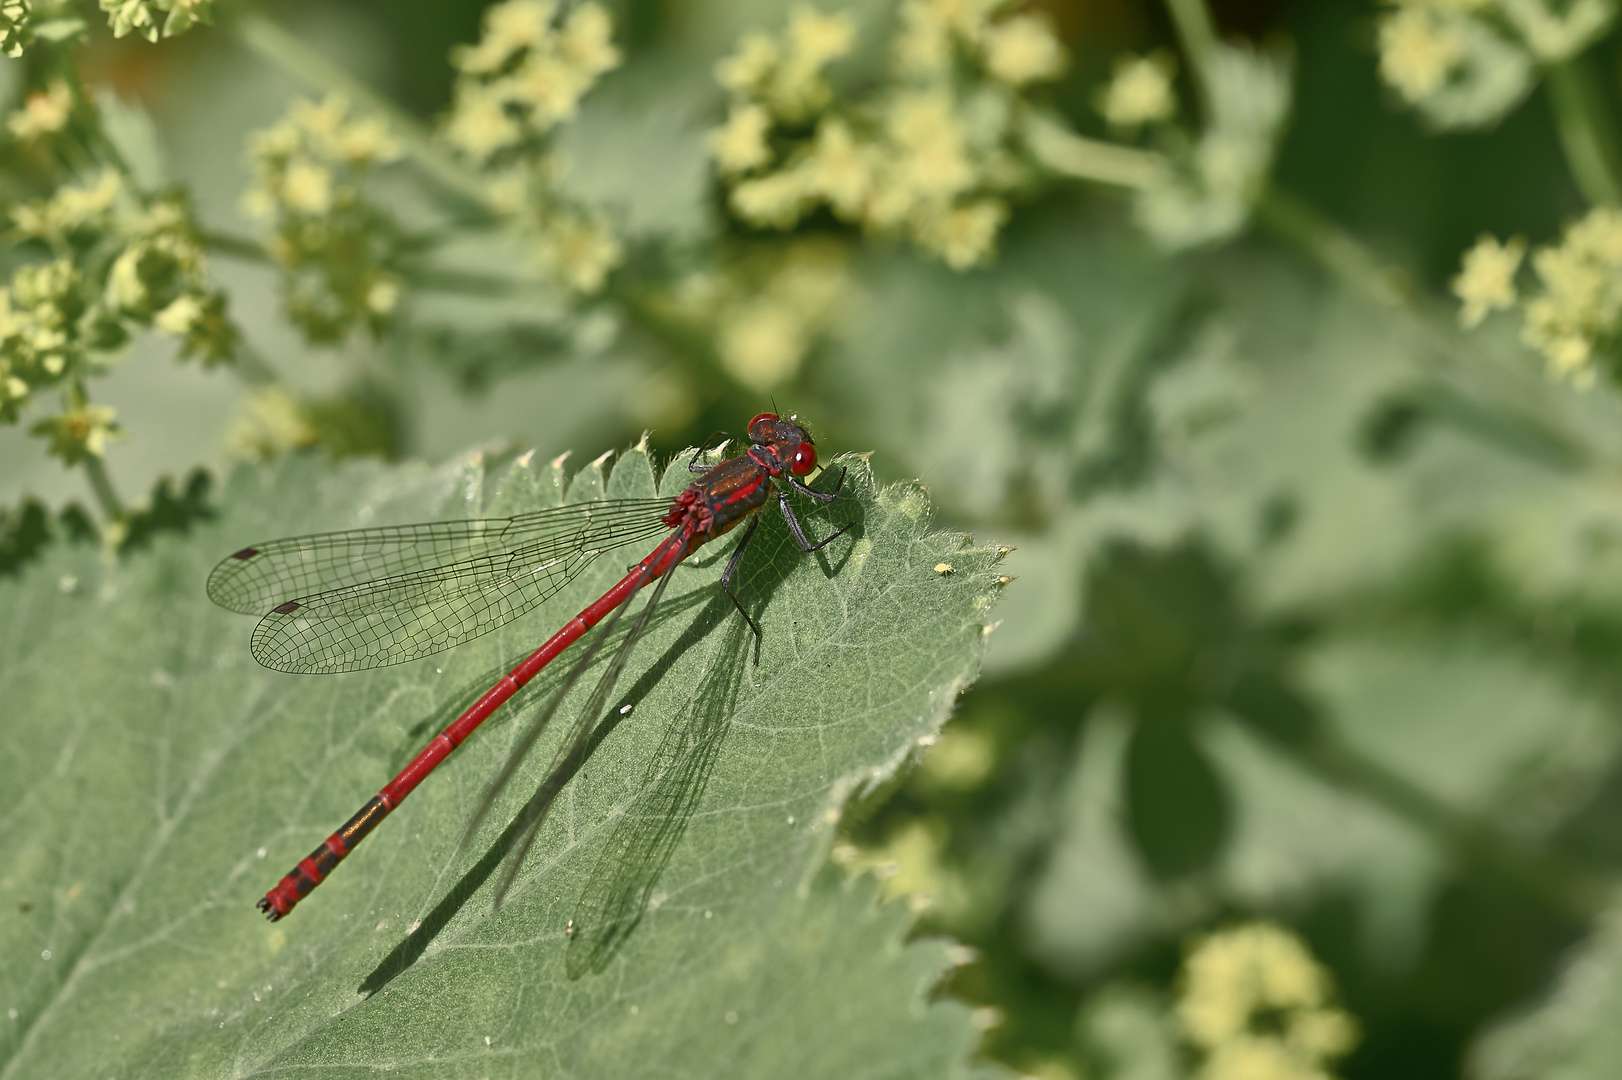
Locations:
1471;901;1622;1080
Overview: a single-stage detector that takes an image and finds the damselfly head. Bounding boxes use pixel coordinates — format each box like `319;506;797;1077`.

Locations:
748;412;818;477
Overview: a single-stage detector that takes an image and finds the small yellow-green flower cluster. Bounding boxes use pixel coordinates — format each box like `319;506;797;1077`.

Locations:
482;162;622;294
0;260;88;424
8;168;122;243
1523;214;1619;383
892;0;1065;86
1452;233;1524;328
0;260;125;464
1176;923;1359;1080
445;0;619;160
661;239;851;392
832;816;959;914
1097;51;1178;131
714;240;850;390
226;386;318;462
714;6;854;127
1379;4;1468;102
440;0;625;295
99;0;212;43
0;0;89;58
709;2;1067;270
9;172;235;364
6;80;74;141
1460;209;1622;386
0;0;31;57
245;94;404;343
0;83;236;471
0;169;233;439
30;402;120;463
1376;0;1612;129
104;194;236;363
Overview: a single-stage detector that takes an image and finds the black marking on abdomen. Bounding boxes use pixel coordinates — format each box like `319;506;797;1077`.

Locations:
337;797;389;849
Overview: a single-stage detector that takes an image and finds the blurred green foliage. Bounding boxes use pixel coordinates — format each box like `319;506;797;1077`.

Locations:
4;0;1622;1077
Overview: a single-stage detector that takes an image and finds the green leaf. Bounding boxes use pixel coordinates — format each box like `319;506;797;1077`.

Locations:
28;16;87;44
827;206;1622;1003
1076;984;1184;1080
1123;719;1230;882
0;442;1006;1078
1470;897;1622;1080
1026;629;1614;976
0;497;56;575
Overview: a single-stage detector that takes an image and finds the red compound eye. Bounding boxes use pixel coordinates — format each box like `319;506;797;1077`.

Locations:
748;413;776;439
790;441;817;476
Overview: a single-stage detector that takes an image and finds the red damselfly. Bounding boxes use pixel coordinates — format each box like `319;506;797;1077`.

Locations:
208;413;849;921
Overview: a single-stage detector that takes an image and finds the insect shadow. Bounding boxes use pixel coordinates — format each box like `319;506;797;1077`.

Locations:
564;612;752;978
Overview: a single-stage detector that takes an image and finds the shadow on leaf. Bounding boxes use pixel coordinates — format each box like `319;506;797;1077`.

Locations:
566;615;752;978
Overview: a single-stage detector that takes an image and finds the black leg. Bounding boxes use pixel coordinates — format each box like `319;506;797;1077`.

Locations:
786;467;845;503
688;430;732;473
779;491;851;553
720;515;764;664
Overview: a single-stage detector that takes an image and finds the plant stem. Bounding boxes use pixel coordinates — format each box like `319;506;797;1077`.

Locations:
398;263;530;295
207;217;532;296
1163;0;1221;113
81;454;124;523
228;11;497;215
1544;57;1622;206
191;232;285;385
1021;111;1166;191
230;340;283;387
1256;188;1408;308
200;229;273;265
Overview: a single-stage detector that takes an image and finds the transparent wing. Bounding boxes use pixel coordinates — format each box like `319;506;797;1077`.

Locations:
206;498;674;674
566;618;749;976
